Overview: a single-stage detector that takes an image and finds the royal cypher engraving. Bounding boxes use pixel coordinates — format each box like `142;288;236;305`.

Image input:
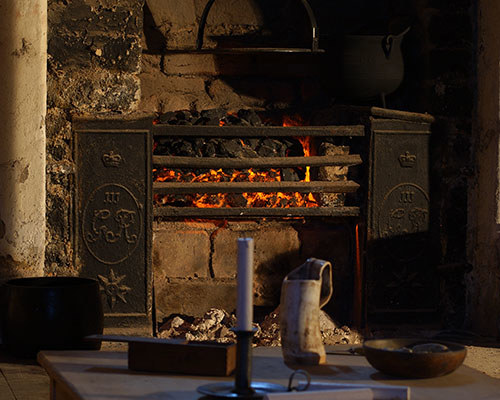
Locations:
379;183;429;239
83;183;142;265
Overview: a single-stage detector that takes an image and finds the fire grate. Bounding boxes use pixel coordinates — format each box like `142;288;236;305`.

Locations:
152;124;365;218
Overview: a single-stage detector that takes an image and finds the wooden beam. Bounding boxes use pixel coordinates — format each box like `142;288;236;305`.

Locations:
154;180;359;194
152;124;365;137
154;206;360;218
153;154;362;169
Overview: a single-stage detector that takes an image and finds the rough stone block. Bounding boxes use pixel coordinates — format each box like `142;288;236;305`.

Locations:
46;108;73;169
212;222;300;306
46;108;72;140
163;54;219;76
139;73;213;112
49;34;142;72
48;68;140;113
48;0;144;75
147;0;197;26
155;278;237;320
318;144;349;207
153;224;210;278
206;78;267;109
147;0;263;47
49;0;143;36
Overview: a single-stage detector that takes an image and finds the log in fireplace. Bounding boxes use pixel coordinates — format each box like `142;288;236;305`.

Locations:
73;106;436;329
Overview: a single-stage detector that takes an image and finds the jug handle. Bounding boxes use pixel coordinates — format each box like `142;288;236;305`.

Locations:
308;259;333;308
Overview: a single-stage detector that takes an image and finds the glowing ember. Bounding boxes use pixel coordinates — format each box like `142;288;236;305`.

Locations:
154;166;319;208
282;114;306;127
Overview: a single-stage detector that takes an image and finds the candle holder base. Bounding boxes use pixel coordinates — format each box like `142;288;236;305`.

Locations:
197;381;287;399
197;328;288;398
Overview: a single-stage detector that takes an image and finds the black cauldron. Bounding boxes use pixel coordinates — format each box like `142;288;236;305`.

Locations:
0;277;104;357
337;27;410;101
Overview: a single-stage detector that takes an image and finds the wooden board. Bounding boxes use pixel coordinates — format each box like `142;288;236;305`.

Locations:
153;155;363;169
128;341;236;376
86;335;236;376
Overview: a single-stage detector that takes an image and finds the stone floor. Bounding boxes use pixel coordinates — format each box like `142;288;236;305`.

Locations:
0;332;498;399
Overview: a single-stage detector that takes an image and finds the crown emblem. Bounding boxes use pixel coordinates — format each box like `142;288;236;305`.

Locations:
102;151;123;168
398;151;417;168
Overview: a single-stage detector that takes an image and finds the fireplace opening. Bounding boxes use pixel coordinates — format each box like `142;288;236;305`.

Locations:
148;107;366;329
41;0;478;336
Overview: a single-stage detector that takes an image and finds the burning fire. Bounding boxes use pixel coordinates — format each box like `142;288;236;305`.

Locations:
154;165;318;208
283;114;316;203
154;113;319;208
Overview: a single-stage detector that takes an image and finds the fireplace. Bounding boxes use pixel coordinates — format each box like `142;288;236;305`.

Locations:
72;104;435;329
72;108;367;327
21;0;485;334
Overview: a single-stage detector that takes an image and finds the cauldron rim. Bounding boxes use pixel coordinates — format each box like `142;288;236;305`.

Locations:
4;276;98;289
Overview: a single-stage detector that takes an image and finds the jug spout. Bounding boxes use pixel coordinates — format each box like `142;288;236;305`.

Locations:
279;258;333;365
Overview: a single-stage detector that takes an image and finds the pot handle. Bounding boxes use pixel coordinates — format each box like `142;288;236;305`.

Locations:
382;27;410;60
196;0;320;52
382;35;394;59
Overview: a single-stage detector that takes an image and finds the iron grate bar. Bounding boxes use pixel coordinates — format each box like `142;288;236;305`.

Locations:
153;155;362;169
153;180;359;194
152;124;365;137
154;206;360;218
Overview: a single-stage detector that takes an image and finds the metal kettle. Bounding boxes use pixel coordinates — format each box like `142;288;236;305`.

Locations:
338;27;411;103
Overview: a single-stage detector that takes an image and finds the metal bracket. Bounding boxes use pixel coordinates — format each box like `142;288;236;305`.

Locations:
195;0;323;53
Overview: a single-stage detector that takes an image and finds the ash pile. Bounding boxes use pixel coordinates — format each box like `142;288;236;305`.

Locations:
158;308;362;347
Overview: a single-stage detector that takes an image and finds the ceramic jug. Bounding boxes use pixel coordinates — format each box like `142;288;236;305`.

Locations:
279;258;333;365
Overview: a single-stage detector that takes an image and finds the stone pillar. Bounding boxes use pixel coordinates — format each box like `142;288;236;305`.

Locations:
0;1;47;279
467;1;500;336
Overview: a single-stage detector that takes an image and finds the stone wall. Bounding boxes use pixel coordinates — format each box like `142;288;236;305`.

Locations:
413;0;474;329
140;0;324;113
153;220;352;322
46;0;144;275
467;1;500;337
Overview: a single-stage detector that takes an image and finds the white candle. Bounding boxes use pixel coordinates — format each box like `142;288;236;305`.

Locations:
236;238;254;331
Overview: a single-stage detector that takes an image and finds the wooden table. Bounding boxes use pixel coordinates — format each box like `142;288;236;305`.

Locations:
38;346;500;400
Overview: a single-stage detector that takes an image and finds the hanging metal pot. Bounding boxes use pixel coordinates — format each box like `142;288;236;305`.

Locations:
337;27;410;101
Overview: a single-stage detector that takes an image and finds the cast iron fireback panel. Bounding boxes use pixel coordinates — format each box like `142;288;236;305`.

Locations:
75;125;152;327
366;119;438;320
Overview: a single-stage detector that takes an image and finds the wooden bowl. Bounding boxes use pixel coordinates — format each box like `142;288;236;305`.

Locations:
363;338;467;378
